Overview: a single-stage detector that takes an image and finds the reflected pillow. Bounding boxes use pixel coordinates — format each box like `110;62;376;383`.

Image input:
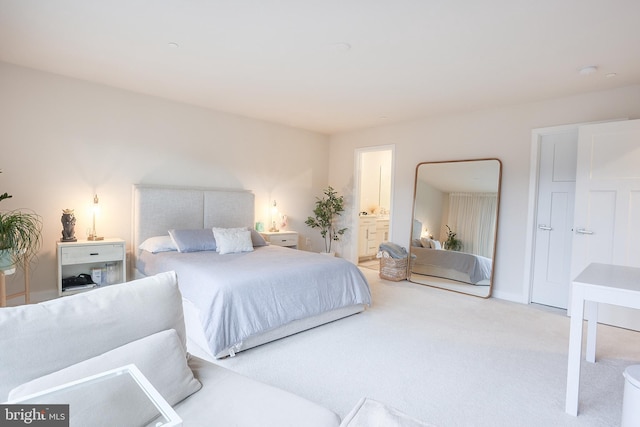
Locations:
212;227;254;254
139;235;177;253
431;240;442;250
169;229;216;252
420;237;433;249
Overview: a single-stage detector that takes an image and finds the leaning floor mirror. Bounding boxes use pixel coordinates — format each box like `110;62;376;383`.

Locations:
409;159;501;298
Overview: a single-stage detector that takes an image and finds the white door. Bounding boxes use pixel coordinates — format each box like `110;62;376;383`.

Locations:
571;119;640;330
531;131;577;308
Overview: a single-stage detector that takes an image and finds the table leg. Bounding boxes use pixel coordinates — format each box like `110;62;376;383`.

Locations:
585;301;598;363
566;286;585;416
0;270;6;307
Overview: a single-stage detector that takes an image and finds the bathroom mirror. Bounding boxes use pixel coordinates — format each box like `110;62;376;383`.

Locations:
409;159;501;298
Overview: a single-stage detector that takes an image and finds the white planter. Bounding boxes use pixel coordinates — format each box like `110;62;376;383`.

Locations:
0;249;14;271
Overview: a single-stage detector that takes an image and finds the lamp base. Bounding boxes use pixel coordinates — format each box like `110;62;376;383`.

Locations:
87;235;104;241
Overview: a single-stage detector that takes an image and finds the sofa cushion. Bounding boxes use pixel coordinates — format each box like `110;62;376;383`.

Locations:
0;271;185;399
9;329;201;405
174;356;341;427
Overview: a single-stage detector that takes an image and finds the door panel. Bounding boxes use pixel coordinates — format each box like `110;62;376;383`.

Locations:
531;133;576;308
571;119;640;330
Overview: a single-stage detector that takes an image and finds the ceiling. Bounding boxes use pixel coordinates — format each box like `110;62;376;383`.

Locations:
417;159;500;193
1;1;639;135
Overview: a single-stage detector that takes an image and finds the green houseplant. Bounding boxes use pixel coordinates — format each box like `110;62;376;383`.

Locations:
305;186;347;254
0;171;43;271
443;225;462;251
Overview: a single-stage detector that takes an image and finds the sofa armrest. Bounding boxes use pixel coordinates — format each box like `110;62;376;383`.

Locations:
174;356;340;427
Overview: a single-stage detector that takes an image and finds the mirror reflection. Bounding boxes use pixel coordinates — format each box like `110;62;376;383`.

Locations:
409;159;501;297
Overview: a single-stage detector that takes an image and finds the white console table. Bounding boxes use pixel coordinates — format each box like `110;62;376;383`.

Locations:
565;263;640;416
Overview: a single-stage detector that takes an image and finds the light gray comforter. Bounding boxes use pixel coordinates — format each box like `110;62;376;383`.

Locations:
138;245;371;356
411;246;492;284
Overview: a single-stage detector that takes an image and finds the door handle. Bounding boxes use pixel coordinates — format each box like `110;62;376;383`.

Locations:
537;224;552;231
575;228;594;235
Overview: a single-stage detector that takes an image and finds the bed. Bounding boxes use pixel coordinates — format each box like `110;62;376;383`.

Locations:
132;185;371;359
410;242;492;285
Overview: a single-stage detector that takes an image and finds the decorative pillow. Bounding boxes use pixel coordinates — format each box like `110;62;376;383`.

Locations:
431;240;442;250
9;329;202;406
411;238;423;247
169;228;216;252
138;235;177;253
212;227;254;254
250;229;267;247
420;237;433;249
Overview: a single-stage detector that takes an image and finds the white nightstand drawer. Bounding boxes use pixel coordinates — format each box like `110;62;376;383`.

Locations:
260;231;298;248
61;244;124;265
269;234;298;246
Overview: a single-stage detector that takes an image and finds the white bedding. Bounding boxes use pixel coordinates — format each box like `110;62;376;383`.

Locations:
137;245;371;357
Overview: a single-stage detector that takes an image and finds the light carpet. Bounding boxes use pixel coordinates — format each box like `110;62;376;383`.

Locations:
213;268;640;426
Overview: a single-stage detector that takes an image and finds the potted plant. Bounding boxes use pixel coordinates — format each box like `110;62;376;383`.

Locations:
443;225;462;251
305;186;347;254
0;171;43;271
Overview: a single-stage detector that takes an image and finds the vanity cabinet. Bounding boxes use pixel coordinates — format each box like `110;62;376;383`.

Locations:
376;219;389;248
358;217;378;260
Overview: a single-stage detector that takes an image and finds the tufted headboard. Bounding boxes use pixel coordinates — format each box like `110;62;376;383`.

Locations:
131;184;255;274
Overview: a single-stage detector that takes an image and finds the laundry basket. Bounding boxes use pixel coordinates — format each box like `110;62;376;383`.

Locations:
378;251;409;281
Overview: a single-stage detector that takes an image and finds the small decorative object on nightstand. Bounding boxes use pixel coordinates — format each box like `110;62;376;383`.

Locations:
260;231;298;249
61;208;77;242
57;238;126;296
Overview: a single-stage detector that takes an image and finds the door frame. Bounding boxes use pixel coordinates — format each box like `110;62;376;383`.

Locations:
352;145;396;264
523;119;626;304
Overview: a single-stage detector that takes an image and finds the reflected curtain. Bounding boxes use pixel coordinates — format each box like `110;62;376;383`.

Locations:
446;192;497;258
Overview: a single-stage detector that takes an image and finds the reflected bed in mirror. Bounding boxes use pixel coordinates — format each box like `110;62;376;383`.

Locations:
409;159;502;298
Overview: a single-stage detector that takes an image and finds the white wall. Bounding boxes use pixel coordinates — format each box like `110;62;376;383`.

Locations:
329;85;640;302
413;180;444;240
359;150;392;214
0;62;330;302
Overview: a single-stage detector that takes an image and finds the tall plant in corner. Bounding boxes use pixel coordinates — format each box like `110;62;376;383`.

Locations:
305;186;347;254
0;170;43;271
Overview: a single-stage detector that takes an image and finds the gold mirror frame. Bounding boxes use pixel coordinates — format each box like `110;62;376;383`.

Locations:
409;159;502;298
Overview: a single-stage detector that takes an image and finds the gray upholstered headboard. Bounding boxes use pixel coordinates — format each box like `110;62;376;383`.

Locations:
132;184;255;273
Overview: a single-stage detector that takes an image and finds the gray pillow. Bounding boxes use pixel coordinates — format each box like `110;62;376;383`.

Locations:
169;228;216;252
250;229;268;247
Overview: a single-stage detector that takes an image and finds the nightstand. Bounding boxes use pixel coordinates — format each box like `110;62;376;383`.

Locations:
57;238;126;296
260;231;298;249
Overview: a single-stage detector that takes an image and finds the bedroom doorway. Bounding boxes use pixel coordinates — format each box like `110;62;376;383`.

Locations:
355;146;394;269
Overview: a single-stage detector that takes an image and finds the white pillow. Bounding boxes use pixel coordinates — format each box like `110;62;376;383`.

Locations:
9;329;201;406
419;237;433;249
212;227;254;254
431;240;442;250
138;235;177;253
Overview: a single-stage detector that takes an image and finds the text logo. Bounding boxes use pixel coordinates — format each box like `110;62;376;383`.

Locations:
0;405;68;426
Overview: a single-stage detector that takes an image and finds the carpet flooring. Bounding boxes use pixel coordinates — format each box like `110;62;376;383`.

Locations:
213;268;640;426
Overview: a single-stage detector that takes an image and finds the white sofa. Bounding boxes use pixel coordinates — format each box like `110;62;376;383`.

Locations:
0;271;341;426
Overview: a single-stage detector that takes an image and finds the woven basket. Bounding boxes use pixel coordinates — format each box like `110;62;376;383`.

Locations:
378;252;409;281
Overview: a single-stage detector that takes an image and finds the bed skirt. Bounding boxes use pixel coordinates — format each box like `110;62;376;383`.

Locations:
183;298;367;359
